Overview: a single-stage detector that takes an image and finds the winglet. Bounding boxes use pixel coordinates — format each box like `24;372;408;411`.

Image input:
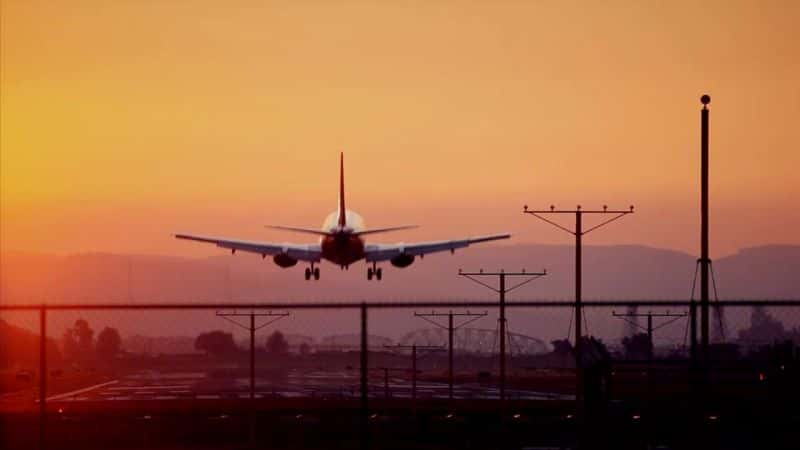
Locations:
338;152;346;227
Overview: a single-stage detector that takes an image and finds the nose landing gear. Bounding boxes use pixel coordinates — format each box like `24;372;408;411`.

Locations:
304;264;320;281
367;263;382;281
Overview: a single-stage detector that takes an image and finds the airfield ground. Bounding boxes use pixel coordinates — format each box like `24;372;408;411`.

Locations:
3;366;800;449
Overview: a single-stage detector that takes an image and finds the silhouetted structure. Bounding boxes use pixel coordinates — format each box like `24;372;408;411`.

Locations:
458;268;546;401
524;204;634;400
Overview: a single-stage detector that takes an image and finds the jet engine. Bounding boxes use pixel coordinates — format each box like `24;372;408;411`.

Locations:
273;253;298;268
390;253;415;268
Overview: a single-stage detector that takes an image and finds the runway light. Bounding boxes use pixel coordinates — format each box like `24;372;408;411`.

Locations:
759;373;766;382
708;415;719;421
632;414;641;421
296;414;303;420
370;413;378;420
219;414;228;420
57;408;64;414
564;414;574;420
445;413;454;419
512;413;521;419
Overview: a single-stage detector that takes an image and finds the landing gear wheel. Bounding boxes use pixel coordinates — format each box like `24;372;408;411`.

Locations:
367;268;374;280
304;267;311;280
376;268;382;281
313;267;320;280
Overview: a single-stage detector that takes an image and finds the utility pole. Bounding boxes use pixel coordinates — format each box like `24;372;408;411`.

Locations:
613;309;686;444
413;310;487;401
523;204;633;401
458;269;547;401
216;310;289;447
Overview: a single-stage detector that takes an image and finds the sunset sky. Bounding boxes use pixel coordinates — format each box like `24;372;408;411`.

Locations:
2;0;799;258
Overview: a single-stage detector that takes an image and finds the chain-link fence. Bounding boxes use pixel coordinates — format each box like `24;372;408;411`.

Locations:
2;300;800;449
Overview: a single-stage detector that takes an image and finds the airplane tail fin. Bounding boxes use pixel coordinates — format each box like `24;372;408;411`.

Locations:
338;152;346;227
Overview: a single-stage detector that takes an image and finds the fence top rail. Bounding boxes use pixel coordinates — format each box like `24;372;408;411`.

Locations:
2;299;800;311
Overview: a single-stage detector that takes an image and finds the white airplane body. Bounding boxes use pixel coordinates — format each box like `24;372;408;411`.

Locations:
176;154;510;280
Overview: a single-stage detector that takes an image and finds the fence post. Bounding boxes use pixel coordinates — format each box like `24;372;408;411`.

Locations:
360;303;369;450
249;313;256;447
39;306;47;450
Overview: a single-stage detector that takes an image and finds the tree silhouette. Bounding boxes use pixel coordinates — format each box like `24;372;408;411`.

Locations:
738;306;787;347
73;319;94;353
195;331;238;356
96;327;122;360
62;329;79;359
266;331;289;355
621;332;652;360
62;319;94;360
580;336;611;364
551;339;573;356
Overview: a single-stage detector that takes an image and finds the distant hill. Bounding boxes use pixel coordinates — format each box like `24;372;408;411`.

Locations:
0;319;62;369
2;244;798;303
2;245;797;345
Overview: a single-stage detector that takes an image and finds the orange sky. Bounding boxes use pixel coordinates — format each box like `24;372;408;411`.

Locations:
1;0;799;258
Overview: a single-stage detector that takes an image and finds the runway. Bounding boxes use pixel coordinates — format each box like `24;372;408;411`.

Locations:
44;369;573;404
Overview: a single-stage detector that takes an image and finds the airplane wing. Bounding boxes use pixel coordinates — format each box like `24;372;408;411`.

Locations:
175;234;321;262
364;233;511;262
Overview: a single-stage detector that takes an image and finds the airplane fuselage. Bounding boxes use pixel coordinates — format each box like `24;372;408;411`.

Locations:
320;209;366;266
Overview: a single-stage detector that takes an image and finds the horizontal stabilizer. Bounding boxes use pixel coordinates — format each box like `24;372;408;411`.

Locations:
265;225;330;236
353;225;419;236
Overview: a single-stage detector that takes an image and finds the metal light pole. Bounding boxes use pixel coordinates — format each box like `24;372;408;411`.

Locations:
384;344;445;402
700;94;711;362
413;310;487;400
458;269;547;401
216;310;289;446
523;205;633;401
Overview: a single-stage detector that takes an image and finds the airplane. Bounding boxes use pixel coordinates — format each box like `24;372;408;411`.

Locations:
175;153;510;281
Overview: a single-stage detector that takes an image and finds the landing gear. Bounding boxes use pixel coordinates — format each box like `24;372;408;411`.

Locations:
367;263;382;281
305;264;320;281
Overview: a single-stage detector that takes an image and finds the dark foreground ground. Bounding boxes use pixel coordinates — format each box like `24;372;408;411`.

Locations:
4;360;800;449
3;395;800;450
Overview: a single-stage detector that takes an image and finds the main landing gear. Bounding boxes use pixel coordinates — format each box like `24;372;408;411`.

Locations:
304;263;320;281
367;263;382;281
